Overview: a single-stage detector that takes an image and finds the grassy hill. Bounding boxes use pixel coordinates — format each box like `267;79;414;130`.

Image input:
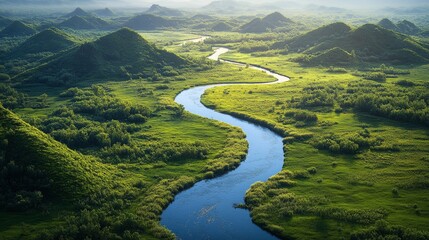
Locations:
124;14;179;30
64;7;91;18
0;104;109;209
92;8;115;17
145;4;184;17
275;23;429;64
397;20;421;35
0;16;13;29
212;21;233;31
378;18;399;32
273;22;351;51
10;27;79;57
24;28;186;85
0;21;36;37
378;18;421;35
58;15;111;30
240;12;294;33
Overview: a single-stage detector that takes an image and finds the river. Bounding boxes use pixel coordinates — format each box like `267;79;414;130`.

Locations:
161;47;289;240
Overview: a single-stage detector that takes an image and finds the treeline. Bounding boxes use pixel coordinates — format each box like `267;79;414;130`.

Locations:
245;169;390;239
351;220;429;240
35;85;210;164
312;129;383;154
287;80;429;126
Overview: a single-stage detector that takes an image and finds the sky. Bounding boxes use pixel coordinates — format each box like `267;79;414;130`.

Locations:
0;0;427;9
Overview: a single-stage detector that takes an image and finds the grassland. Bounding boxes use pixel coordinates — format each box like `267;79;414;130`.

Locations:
0;34;274;239
202;50;429;239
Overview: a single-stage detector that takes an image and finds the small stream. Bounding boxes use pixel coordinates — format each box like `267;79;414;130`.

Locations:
161;48;289;240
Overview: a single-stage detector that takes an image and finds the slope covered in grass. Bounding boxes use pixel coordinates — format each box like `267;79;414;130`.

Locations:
0;105;109;208
58;15;110;30
145;4;184;17
124;14;180;30
275;23;429;64
240;12;294;33
23;28;186;85
10;28;79;57
0;21;36;37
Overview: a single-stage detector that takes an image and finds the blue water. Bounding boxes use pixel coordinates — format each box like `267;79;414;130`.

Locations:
161;49;287;240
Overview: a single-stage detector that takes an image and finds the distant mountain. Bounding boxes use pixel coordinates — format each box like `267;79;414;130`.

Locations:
212;22;233;31
124;14;179;30
58;15;110;30
11;28;78;57
377;18;421;35
378;18;399;32
397;20;421;35
274;23;429;64
273;22;351;51
24;28;186;84
92;8;115;17
202;0;252;13
64;7;91;18
0;16;12;29
0;21;36;37
191;14;215;21
0;105;108;203
145;4;183;17
240;12;294;33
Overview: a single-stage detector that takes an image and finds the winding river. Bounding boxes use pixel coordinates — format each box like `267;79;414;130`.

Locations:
161;47;289;240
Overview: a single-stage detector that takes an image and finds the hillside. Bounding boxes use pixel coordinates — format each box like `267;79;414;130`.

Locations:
212;22;233;31
10;27;78;57
0;16;13;29
378;18;399;32
275;23;429;64
0;104;108;209
145;4;183;17
0;20;36;37
240;12;294;33
397;20;421;35
377;18;421;35
58;15;110;30
25;28;186;84
124;14;179;30
64;7;91;18
273;22;351;51
93;8;115;17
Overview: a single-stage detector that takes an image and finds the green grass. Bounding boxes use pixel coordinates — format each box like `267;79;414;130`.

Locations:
1;37;274;239
202;51;429;239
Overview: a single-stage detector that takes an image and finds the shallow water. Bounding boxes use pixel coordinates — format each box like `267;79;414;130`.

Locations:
161;48;289;240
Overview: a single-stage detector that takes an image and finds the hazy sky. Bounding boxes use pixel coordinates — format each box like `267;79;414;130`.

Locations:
0;0;427;9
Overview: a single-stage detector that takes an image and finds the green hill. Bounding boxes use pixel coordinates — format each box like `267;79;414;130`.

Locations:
378;18;399;32
397;20;421;35
124;14;179;30
240;12;294;33
64;7;91;18
58;15;110;30
0;105;109;209
263;12;293;26
273;22;351;51
0;21;36;37
25;28;186;84
275;23;429;64
93;8;115;17
378;19;421;35
301;47;355;66
145;4;184;17
10;28;79;57
0;16;13;29
212;21;233;31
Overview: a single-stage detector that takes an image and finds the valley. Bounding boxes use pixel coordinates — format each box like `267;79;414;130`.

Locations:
0;1;428;240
